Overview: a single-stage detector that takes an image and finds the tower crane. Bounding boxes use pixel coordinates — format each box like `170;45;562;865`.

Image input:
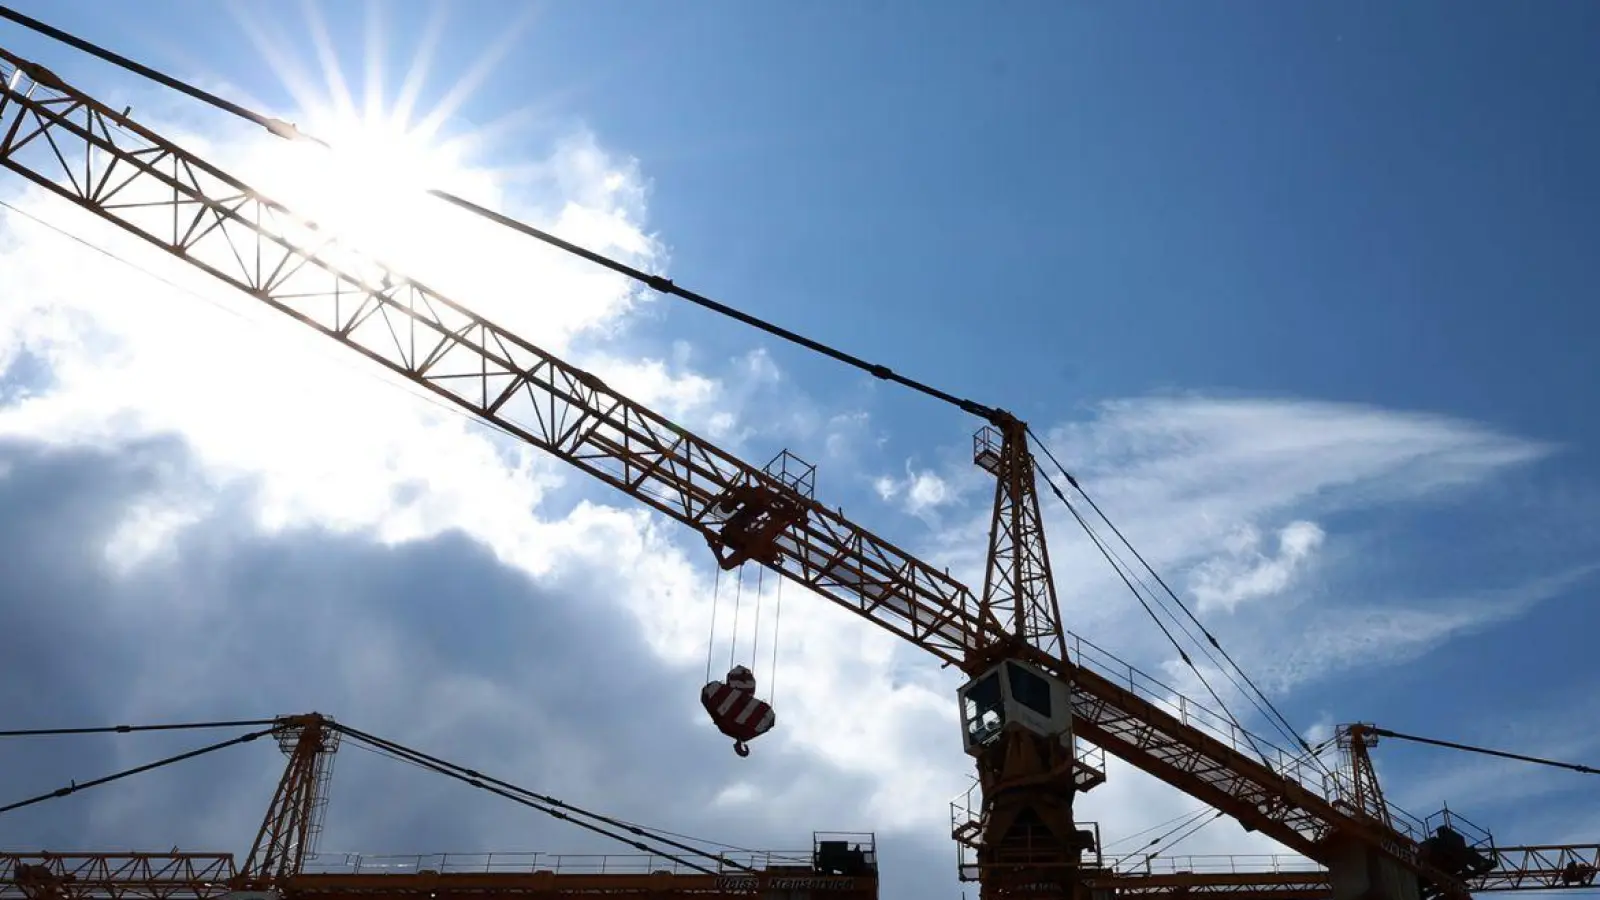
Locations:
0;24;1564;900
0;713;881;900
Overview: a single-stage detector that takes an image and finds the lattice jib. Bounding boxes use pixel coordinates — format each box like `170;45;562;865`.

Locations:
0;854;238;900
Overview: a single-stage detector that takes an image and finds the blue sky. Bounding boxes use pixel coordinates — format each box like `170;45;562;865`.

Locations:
1;2;1598;898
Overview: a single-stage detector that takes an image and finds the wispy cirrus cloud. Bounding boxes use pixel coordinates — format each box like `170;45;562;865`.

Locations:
871;395;1571;698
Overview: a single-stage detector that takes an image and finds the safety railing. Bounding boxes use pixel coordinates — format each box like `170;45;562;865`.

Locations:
1064;631;1334;797
948;739;1106;841
304;849;815;877
1114;853;1325;876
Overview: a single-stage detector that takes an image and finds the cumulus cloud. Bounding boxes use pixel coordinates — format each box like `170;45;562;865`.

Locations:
0;437;947;881
1189;520;1325;615
872;461;970;526
0;54;967;897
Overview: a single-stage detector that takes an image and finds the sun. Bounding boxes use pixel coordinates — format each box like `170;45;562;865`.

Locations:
207;2;650;362
257;109;473;261
225;2;536;270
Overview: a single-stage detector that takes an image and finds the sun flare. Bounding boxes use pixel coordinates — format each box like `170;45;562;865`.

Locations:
197;2;655;369
260;108;474;260
225;2;531;272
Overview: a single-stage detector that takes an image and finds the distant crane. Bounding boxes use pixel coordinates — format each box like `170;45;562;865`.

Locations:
0;713;881;900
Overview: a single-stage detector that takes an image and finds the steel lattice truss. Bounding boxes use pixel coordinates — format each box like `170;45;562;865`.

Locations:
0;48;1455;890
0;854;236;900
1478;845;1600;892
0;852;877;900
3;846;1592;900
1092;845;1600;898
975;423;1066;662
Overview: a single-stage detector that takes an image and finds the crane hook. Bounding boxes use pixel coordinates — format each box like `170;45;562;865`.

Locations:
734;741;751;758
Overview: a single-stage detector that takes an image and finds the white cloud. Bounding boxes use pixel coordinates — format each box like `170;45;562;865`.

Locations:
894;397;1562;677
0;110;704;555
822;410;876;462
873;460;967;523
1256;562;1596;697
1189;520;1325;614
0;68;972;895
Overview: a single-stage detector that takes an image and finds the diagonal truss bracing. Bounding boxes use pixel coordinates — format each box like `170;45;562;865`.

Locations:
0;854;237;900
0;48;1455;892
1093;844;1600;897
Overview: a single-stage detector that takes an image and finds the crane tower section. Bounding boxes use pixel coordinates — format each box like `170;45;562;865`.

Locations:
957;415;1091;899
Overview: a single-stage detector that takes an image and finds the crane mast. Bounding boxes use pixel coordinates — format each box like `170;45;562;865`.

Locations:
960;415;1085;896
974;416;1066;664
0;44;1466;900
238;716;339;889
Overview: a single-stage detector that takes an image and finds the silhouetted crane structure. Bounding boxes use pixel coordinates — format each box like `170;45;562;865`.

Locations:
1;717;1594;900
1;12;1594;900
0;714;880;900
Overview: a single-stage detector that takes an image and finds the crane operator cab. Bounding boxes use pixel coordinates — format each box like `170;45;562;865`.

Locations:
957;659;1073;755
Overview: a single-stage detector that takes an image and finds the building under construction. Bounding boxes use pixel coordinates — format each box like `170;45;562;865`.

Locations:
0;6;1596;900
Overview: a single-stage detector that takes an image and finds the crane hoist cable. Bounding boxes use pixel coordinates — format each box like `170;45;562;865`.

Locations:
1370;726;1600;775
0;717;765;864
699;564;778;758
1030;429;1325;772
700;564;782;758
769;575;784;705
0;726;274;816
728;565;747;671
721;564;779;683
705;566;726;683
0;717;280;737
330;723;758;874
751;566;764;675
1059;491;1290;759
1111;809;1228;868
339;735;730;870
0;2;999;426
1030;457;1276;770
1104;806;1213;856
